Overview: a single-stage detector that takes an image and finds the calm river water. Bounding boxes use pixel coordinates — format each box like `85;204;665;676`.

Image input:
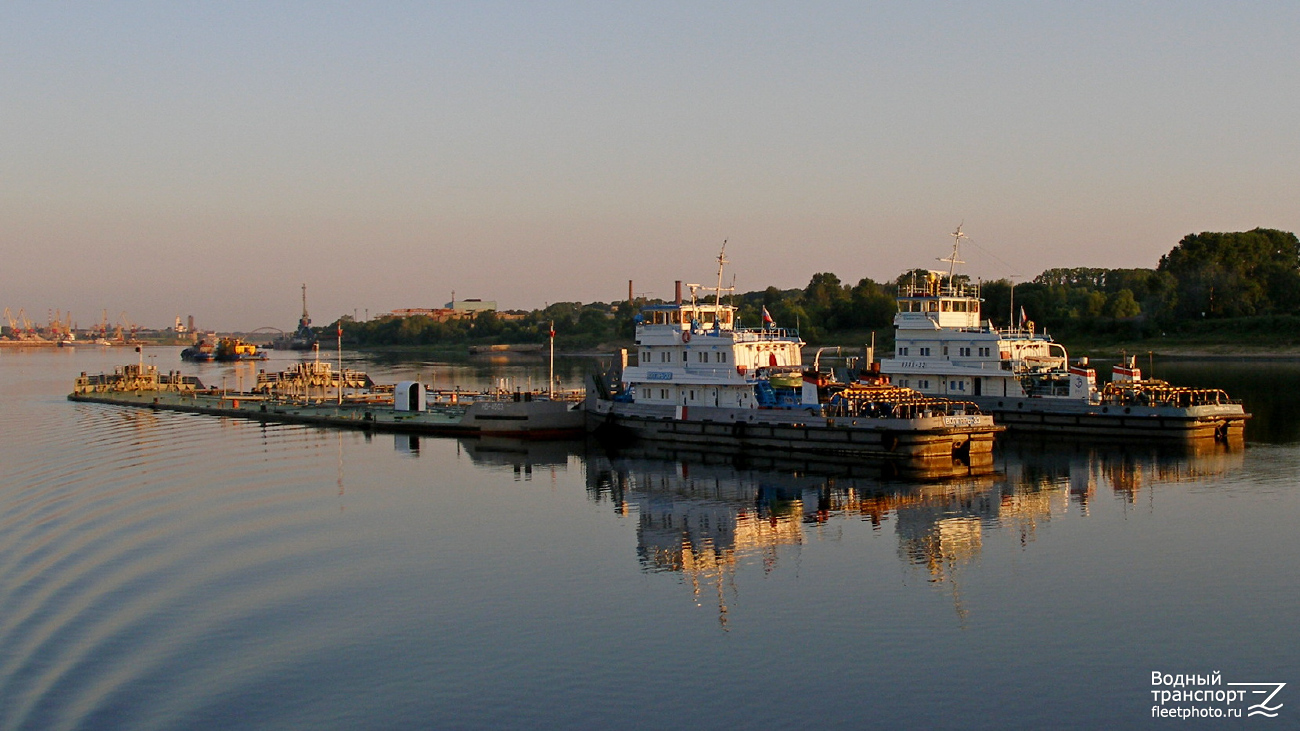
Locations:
1;347;1296;729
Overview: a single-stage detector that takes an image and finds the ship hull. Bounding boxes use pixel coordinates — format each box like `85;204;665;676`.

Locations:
586;398;999;478
973;396;1247;443
460;399;586;439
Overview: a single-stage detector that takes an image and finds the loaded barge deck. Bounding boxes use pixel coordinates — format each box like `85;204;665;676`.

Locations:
69;362;585;439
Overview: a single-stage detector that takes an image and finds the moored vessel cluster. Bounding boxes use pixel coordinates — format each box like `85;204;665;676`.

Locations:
585;247;1003;478
180;337;268;362
69;233;1251;474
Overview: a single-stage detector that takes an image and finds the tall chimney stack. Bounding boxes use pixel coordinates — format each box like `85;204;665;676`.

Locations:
628;280;634;305
675;280;682;304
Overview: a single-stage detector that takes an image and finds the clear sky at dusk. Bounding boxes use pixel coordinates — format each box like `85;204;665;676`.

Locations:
3;2;1298;331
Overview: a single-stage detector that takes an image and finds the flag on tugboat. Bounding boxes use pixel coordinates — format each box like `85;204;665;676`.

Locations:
762;307;774;327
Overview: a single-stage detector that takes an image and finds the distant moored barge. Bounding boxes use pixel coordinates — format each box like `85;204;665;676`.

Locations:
70;362;584;439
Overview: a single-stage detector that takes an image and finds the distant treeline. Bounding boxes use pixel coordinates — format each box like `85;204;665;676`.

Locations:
330;228;1300;348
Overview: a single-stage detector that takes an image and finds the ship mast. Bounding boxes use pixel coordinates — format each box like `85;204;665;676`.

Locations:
938;225;967;294
714;240;728;307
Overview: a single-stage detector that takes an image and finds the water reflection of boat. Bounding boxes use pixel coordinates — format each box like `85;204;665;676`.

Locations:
995;437;1246;508
456;437;584;475
586;448;999;627
586;438;1245;626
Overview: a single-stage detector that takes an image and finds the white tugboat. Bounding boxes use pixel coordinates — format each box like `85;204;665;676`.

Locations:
586;246;1002;476
878;228;1249;443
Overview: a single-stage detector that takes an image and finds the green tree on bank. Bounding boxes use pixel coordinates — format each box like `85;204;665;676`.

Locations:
327;228;1300;349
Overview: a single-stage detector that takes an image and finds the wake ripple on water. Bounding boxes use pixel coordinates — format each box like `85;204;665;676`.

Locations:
0;402;367;731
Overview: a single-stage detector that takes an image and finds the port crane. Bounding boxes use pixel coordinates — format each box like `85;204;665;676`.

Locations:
4;308;41;340
113;312;137;343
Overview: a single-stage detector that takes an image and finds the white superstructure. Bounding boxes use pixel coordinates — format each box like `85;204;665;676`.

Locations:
586;247;1003;476
882;260;1091;402
622;297;813;410
618;245;813;411
878;228;1248;442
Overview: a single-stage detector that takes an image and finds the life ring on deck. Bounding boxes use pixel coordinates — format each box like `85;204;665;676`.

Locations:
682;331;691;343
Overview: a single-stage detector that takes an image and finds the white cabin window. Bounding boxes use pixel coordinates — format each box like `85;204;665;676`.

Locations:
720;352;728;363
920;347;931;357
898;347;909;356
660;389;668;400
959;347;970;357
919;379;930;389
